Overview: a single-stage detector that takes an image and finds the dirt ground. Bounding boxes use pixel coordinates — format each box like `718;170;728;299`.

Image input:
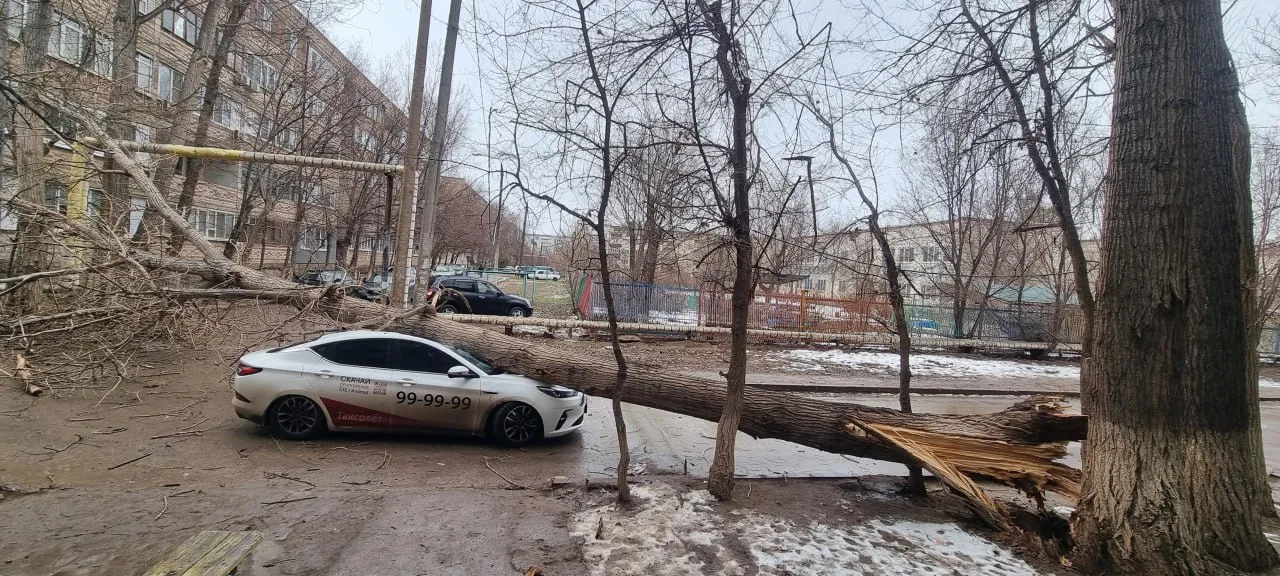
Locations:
0;305;1274;575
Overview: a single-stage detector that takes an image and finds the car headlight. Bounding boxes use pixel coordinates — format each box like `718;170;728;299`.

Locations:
537;385;579;398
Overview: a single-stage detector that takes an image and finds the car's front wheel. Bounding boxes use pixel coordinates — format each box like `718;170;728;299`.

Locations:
269;395;325;440
509;306;529;317
489;402;543;447
439;304;458;314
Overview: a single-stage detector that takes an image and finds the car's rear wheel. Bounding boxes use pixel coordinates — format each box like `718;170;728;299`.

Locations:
269;395;325;440
509;306;528;317
489;402;543;447
439;304;458;314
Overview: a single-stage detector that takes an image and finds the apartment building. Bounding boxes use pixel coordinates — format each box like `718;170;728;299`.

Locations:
0;0;406;272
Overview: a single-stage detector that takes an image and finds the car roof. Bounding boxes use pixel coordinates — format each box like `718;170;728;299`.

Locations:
308;330;437;345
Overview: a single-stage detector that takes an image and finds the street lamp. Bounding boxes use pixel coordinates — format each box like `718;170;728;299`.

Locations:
784;155;817;239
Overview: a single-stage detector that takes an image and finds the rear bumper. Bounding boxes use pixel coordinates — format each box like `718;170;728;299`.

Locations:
233;397;265;425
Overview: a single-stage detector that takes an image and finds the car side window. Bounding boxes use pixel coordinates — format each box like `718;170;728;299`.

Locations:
311;339;394;369
452;280;476;292
477;282;497;295
389;340;461;373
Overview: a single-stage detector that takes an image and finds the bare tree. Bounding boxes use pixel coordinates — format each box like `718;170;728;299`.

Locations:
491;0;675;502
890;0;1112;357
901;103;1018;338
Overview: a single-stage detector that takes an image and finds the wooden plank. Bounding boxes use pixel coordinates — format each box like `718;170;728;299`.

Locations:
142;531;231;576
180;531;262;576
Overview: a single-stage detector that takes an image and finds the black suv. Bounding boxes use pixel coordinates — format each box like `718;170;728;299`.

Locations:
428;276;533;317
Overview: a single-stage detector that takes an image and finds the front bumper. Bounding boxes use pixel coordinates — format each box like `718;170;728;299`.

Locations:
546;395;587;438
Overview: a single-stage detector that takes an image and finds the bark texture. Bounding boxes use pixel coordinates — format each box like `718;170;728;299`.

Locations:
1072;0;1280;572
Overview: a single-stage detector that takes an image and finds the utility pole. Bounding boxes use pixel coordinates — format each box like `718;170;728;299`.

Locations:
391;0;433;307
519;199;529;267
415;0;463;272
492;163;504;267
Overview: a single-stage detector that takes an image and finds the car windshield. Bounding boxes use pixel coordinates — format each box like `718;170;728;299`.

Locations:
448;345;501;375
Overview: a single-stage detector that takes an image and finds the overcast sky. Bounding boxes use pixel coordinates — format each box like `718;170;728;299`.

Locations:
322;0;1280;236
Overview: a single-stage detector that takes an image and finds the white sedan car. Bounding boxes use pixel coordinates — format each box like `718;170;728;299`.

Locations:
232;330;587;446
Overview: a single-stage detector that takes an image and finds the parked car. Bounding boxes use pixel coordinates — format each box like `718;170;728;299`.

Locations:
527;266;561;281
232;330;586;446
296;269;356;286
428;276;534;317
360;268;418;301
432;263;468;276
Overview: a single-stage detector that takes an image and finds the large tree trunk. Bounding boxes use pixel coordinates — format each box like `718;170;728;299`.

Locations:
6;0;56;310
175;0;246;257
1071;0;1279;572
132;0;227;246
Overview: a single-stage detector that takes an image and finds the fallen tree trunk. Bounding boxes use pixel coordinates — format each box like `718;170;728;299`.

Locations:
123;248;1087;483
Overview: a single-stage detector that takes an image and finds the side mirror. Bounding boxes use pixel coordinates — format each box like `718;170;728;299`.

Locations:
447;365;477;379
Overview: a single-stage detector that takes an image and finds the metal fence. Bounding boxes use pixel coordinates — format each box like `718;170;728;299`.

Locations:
576;277;1094;344
579;280;701;325
903;302;1086;344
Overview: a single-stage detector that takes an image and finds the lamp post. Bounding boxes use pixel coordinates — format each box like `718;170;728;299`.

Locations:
783;154;816;239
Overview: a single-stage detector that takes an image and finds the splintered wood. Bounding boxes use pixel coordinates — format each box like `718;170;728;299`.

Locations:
847;418;1082;531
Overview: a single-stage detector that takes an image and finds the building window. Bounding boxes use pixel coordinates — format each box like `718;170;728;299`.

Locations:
284;32;299;56
157;63;184;103
213;97;243;130
354;127;375;151
838;279;853;294
86;188;103;220
203;161;241;190
174;157;189;176
91;34;112;76
137;0;160;14
896;247;915;263
44;182;67;214
135;52;153;90
922;247;938;263
359;234;376;251
298;226;326;250
304;184;332;208
6;0;27;40
274;128;298;150
48;14;85;63
306;47;330;76
0;173;16;231
259;3;273;26
243;55;278;91
810;278;827;292
188;208;237;240
161;8;200;44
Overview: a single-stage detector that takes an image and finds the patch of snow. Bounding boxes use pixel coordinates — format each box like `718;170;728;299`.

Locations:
1260;378;1280;388
1051;506;1075;521
744;518;1038;576
772;349;1079;380
572;483;1040;576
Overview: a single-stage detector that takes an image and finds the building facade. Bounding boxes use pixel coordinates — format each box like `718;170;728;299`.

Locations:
0;0;406;273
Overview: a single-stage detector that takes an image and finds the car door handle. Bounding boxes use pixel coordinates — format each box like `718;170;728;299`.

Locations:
482;391;499;395
317;369;333;379
399;378;414;386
